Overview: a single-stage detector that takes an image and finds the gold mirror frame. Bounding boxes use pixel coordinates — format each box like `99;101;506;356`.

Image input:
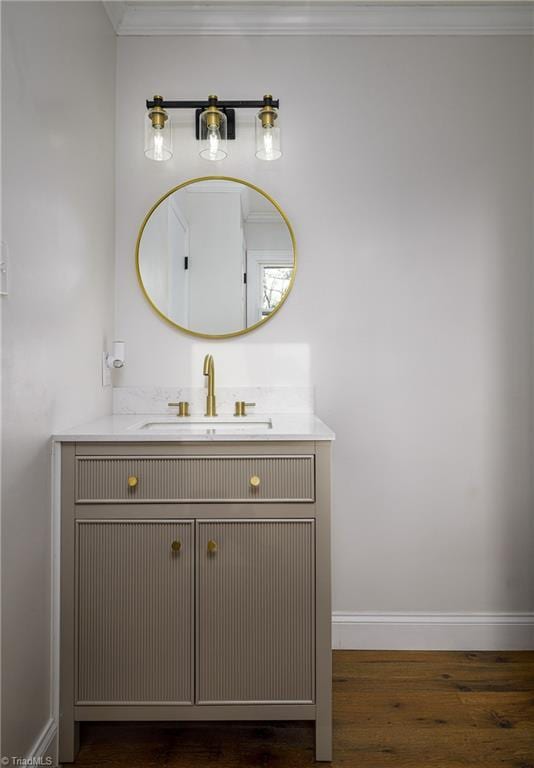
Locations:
135;176;297;340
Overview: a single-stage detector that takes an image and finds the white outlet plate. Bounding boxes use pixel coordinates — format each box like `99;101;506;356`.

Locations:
0;241;8;295
102;352;112;387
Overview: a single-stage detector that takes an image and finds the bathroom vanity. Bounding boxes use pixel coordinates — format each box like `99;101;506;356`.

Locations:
56;414;334;763
56;175;334;761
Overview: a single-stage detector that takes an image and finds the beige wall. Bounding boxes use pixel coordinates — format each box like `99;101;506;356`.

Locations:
115;35;534;618
1;2;115;758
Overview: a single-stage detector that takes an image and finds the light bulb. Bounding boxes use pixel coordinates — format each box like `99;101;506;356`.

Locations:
153;130;164;162
208;125;220;160
144;117;172;162
199;117;228;161
262;126;274;160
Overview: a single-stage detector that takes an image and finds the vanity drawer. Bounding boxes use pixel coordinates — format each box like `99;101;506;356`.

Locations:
75;455;315;503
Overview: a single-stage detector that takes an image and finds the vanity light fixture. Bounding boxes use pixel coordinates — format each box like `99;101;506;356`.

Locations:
144;94;281;162
144;96;173;162
255;95;281;161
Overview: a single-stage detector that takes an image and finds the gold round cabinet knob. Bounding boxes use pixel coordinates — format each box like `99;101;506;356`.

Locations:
250;475;261;488
127;475;138;488
207;539;218;554
171;540;182;553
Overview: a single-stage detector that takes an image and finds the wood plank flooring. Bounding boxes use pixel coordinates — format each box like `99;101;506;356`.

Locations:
71;651;534;767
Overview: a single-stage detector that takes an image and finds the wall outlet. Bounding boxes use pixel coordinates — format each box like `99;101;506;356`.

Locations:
102;352;112;387
0;241;8;295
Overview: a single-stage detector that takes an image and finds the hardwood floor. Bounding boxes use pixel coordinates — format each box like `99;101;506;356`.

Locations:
72;651;534;767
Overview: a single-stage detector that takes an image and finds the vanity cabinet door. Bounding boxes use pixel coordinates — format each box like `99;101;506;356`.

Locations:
196;519;315;705
76;520;194;705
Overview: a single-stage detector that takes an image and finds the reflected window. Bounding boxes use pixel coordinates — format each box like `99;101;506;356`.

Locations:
261;265;293;316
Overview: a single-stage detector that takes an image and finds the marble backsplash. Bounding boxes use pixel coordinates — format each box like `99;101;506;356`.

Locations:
113;386;314;416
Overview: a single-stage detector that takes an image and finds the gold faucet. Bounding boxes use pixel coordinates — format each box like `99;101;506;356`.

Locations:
203;354;217;416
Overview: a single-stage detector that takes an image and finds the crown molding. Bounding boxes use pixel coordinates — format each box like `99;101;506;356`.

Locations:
103;2;534;36
247;211;282;223
103;1;128;32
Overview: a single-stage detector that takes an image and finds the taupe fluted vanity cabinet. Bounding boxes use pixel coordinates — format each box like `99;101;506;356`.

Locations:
56;418;334;763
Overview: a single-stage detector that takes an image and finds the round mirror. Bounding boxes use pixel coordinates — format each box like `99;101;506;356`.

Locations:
136;176;296;338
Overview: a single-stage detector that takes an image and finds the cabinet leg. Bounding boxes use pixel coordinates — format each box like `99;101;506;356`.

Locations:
59;718;79;764
315;719;332;762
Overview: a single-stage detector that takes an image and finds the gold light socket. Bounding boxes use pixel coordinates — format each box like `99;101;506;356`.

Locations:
148;95;168;130
259;94;278;129
149;108;168;130
204;104;223;130
259;106;277;129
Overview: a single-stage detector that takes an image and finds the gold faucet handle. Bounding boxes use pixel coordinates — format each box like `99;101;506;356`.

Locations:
168;401;190;417
234;401;256;416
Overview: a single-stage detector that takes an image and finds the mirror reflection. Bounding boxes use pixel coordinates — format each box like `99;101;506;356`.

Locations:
137;178;296;338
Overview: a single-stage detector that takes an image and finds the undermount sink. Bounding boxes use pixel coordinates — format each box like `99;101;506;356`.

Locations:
132;417;273;433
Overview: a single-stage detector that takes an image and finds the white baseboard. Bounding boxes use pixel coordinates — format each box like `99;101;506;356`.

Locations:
332;612;534;650
25;717;57;764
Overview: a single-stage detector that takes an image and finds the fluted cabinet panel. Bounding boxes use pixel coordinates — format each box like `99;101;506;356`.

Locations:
76;520;193;704
197;520;315;704
76;455;315;503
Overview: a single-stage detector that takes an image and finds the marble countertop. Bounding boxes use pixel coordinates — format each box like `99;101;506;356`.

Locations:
53;413;335;443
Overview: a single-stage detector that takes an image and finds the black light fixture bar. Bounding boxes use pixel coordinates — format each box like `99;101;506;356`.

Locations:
145;94;281;156
146;98;279;110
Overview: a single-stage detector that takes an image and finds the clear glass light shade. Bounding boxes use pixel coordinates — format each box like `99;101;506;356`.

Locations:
255;113;281;161
144;118;173;162
199;110;228;161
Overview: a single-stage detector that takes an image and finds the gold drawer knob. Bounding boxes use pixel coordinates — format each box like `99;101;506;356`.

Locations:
127;475;138;488
250;475;261;488
171;540;182;553
207;539;218;554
